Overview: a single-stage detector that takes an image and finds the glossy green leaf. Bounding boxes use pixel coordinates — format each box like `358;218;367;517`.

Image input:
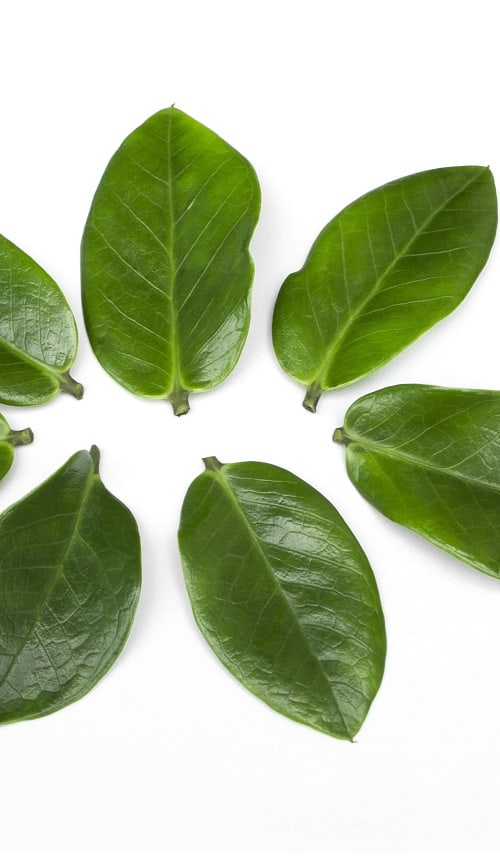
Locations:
81;107;261;416
335;384;500;579
0;413;33;484
0;234;83;405
0;446;141;723
273;166;497;411
178;457;386;739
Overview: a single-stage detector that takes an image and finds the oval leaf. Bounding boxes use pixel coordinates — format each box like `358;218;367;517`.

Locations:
178;457;386;739
0;413;33;484
0;446;141;723
335;384;500;579
82;107;261;415
0;234;83;405
273;166;497;410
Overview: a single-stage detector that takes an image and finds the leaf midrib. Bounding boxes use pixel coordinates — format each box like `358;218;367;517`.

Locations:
209;467;352;739
0;331;69;386
0;462;97;697
346;427;500;493
166;113;182;395
312;166;487;387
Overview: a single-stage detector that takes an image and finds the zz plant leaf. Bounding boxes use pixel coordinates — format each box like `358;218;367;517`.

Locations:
0;413;33;484
178;457;386;739
0;234;83;405
273;166;497;411
81;107;261;415
0;446;141;723
335;384;500;580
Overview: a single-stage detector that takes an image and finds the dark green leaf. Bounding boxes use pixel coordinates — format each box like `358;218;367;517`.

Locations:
178;457;385;739
0;413;33;484
0;446;141;723
0;234;83;405
273;167;497;411
81;107;260;415
335;384;500;579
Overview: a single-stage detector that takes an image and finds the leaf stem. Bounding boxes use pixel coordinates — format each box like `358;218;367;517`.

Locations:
302;381;323;413
59;371;84;400
333;427;350;445
89;445;101;473
168;386;190;416
203;456;223;472
6;426;34;447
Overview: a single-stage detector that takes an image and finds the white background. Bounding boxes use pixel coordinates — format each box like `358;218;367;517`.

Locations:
1;1;499;861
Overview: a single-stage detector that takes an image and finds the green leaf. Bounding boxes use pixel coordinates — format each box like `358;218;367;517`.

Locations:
0;446;141;724
0;413;33;484
0;234;83;405
273;166;497;411
178;457;386;739
81;107;261;416
335;384;500;580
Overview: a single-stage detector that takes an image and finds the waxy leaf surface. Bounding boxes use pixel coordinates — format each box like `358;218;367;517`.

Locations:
178;458;386;739
336;385;500;579
273;167;497;410
0;234;82;405
0;447;141;723
82;107;260;415
0;413;33;484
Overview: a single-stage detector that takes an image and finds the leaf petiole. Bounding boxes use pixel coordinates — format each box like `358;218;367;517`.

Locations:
58;371;84;400
302;381;323;413
6;426;34;447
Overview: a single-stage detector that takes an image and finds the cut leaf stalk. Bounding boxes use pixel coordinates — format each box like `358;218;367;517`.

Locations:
6;426;34;446
303;381;324;413
168;386;190;417
58;371;84;400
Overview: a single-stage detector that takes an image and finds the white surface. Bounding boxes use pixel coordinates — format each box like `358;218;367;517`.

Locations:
1;0;499;859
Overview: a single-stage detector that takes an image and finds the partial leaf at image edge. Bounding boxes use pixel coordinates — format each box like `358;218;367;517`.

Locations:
335;384;500;580
0;412;33;484
81;107;261;415
0;446;141;724
272;166;497;410
178;457;386;739
0;234;83;406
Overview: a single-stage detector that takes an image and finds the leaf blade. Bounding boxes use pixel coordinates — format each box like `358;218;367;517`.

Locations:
178;459;385;739
273;167;497;408
0;446;141;723
0;234;82;405
82;107;260;414
338;385;500;579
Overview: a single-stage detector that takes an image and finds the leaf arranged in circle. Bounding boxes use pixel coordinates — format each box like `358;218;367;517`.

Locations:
0;412;33;484
81;107;261;415
0;234;83;405
335;384;500;579
0;446;141;724
273;166;497;411
178;457;386;739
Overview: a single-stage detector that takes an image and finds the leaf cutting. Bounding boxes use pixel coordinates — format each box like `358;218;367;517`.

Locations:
0;446;141;723
178;457;386;739
0;234;83;405
0;413;33;484
273;166;497;410
81;107;261;415
335;384;500;580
